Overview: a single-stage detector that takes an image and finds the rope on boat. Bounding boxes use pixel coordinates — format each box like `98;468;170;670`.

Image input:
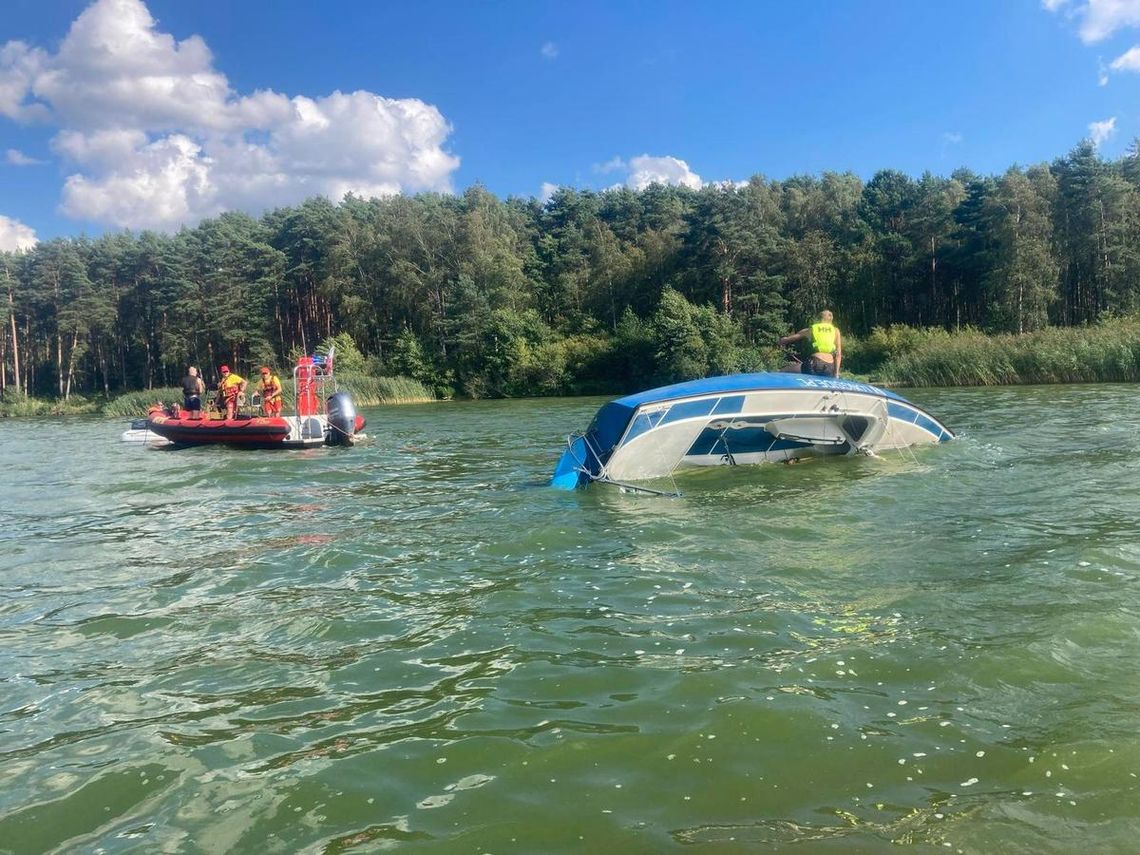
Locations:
880;397;923;467
851;396;889;457
570;426;683;497
326;418;354;441
822;387;876;455
714;416;738;466
643;401;685;497
136;421;153;451
564;430;603;479
830;386;922;465
595;478;681;497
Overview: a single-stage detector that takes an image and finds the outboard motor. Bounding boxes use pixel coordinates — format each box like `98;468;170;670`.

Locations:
325;391;357;446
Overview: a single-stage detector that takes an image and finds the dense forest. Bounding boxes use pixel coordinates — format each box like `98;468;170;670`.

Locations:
2;140;1138;401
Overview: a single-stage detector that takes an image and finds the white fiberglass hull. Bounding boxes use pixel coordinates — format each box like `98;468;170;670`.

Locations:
604;386;940;481
551;373;954;489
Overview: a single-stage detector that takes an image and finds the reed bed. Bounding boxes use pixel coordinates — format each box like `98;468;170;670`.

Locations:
0;392;100;417
98;374;434;418
337;374;435;405
862;319;1140;387
100;387;182;418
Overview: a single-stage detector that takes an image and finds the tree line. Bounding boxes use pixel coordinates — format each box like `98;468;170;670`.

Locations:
2;139;1137;400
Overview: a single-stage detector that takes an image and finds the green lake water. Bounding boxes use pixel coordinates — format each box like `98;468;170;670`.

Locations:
1;385;1139;853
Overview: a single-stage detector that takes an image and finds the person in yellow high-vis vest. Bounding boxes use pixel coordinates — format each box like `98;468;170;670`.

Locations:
779;310;843;377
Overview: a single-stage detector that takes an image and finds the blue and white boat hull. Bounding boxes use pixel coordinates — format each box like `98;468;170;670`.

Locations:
552;373;953;489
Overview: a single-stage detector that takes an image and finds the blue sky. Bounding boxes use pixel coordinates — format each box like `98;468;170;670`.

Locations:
1;0;1138;247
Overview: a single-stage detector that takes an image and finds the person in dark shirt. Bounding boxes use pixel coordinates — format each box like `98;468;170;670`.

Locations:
181;366;206;419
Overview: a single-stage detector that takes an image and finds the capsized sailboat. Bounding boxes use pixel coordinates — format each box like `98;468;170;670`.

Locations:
551;373;953;491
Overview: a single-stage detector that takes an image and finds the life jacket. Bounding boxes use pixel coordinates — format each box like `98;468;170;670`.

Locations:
220;374;244;399
260;375;282;400
182;375;202;397
810;322;837;355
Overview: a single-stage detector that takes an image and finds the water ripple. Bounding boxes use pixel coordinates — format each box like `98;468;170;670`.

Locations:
2;391;1140;852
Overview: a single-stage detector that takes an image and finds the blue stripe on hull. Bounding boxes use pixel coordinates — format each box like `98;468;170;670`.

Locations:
687;426;810;457
622;394;746;446
886;402;953;441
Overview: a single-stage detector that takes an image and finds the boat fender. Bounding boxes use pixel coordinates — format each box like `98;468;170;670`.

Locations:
326;391;357;446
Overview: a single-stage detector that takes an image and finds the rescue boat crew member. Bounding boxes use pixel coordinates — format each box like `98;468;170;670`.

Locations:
258;366;283;416
779;310;843;378
217;365;247;420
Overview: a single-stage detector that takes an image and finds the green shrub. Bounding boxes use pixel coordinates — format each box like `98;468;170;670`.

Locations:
318;333;367;375
1;391;53;417
559;333;616;395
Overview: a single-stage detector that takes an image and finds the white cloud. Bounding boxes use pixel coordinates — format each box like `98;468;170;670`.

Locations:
1045;0;1140;43
51;128;149;167
939;132;964;159
593;156;626;174
625;154;703;191
0;41;50;122
1089;115;1117;145
60;134;212;226
539;182;559;203
1110;44;1140;70
1080;0;1140;42
540;42;559;60
0;0;460;229
0;214;37;250
5;148;44;165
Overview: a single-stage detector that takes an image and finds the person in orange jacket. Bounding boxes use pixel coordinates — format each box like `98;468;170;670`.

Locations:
258;366;283;416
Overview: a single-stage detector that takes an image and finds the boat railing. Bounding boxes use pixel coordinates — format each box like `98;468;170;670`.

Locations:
292;345;338;421
562;430;681;497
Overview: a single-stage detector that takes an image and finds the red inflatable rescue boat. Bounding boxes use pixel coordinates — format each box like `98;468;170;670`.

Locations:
146;349;365;449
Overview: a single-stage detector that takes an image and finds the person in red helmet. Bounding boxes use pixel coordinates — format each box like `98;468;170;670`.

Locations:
216;365;247;420
258;366;283;416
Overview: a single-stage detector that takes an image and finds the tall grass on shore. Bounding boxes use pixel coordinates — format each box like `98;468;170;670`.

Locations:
857;318;1140;387
337;374;435;405
96;374;434;419
100;387;183;418
2;371;435;421
0;391;100;417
